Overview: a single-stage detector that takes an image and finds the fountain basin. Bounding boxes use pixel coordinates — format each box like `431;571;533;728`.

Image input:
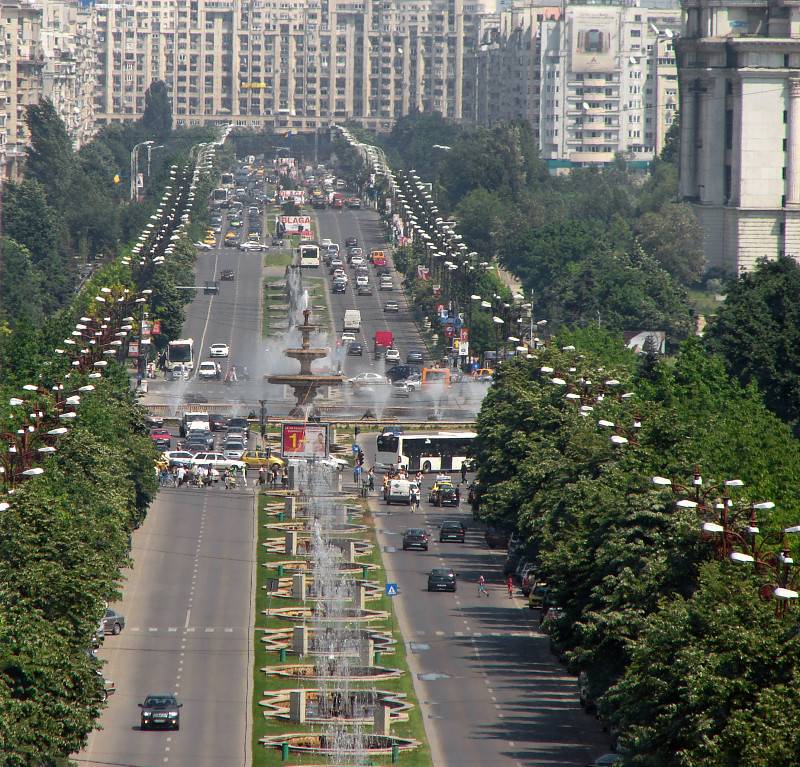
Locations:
263;538;373;556
264;521;368;535
259;688;412;724
262;663;402;681
266;606;389;623
260;627;396;654
259;733;419;756
262;577;382;602
265;560;378;575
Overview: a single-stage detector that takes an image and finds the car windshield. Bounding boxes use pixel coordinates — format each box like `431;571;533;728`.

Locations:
431;569;453;577
406;529;425;536
442;521;460;529
145;696;176;707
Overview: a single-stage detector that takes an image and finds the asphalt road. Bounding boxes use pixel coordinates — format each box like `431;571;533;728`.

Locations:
366;468;610;767
77;482;257;767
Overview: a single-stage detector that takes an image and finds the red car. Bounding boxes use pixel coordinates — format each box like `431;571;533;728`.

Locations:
150;429;172;450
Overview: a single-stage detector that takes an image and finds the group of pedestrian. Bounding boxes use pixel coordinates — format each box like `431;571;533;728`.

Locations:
257;465;288;489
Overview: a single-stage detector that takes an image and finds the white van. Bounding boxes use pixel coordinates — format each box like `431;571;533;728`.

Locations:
343;309;362;333
386;479;412;505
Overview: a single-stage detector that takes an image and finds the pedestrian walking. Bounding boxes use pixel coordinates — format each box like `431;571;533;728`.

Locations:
410;484;420;514
455;485;461;504
507;576;514;599
258;466;266;486
361;477;369;498
368;468;375;492
478;574;488;597
281;467;288;489
353;463;362;485
461;462;468;484
176;466;186;487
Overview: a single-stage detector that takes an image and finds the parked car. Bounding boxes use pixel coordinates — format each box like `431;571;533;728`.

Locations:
427;568;457;592
402;528;430;551
527;580;549;610
101;608;126;635
139;694;183;731
439;520;466;542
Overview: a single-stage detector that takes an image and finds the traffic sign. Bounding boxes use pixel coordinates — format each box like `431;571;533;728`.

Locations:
444;324;456;338
385;583;399;597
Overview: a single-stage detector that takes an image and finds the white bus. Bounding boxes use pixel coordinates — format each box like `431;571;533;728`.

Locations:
166;338;195;371
375;430;476;473
212;188;229;206
220;172;235;188
299;243;320;268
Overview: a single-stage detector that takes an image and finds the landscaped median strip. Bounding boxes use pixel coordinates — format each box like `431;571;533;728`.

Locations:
251;489;432;766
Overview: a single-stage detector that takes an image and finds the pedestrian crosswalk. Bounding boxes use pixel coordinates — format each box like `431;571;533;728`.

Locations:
409;630;535;640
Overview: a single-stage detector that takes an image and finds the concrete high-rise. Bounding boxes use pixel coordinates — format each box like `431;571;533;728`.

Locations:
94;0;493;133
470;1;681;171
677;0;800;273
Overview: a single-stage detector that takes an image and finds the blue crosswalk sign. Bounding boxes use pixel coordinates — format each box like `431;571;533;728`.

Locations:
385;583;398;597
352;443;360;455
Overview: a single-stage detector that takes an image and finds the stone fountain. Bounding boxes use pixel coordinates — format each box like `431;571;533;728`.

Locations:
266;308;345;418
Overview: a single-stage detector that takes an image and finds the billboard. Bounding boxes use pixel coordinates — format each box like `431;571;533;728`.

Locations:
282;422;329;459
278;215;312;236
570;10;618;73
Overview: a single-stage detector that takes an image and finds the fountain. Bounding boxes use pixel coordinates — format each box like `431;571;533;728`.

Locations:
267;308;345;417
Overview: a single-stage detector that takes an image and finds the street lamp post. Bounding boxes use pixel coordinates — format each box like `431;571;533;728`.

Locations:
130;141;154;201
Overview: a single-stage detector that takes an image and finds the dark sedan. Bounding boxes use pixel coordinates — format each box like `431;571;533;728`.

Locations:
402;528;430;551
427;568;457;592
348;342;364;357
406;351;424;364
139;694;182;730
439;520;466;542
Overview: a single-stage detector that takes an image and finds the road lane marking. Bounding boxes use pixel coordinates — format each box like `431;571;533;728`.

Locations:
149;627;158;632
185;609;191;628
168;627;178;632
205;627;215;632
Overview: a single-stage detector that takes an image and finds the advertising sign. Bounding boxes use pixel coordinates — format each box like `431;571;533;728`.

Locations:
459;341;469;357
570;10;618;73
460;328;469;342
277;189;305;203
128;341;139;358
151;320;161;335
278;215;312;236
281;422;329;459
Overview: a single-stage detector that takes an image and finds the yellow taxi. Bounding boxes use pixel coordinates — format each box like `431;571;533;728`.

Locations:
242;450;285;469
203;233;217;245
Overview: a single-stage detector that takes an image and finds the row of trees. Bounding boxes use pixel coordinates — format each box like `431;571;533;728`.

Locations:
0;85;214;762
0;84;214;333
366;113;703;343
474;334;800;764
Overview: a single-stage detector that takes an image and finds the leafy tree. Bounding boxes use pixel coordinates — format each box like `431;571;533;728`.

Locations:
636;202;705;285
0;238;44;328
703;256;800;429
453;187;510;256
25;100;75;211
142;80;173;139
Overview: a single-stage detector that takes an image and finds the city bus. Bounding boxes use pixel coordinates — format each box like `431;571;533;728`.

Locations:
166;338;195;371
212;188;229;206
299;242;321;268
375;430;476;473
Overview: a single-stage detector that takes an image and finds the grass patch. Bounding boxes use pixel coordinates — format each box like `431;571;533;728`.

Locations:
264;249;294;269
251;492;432;767
262;277;288;337
688;288;725;318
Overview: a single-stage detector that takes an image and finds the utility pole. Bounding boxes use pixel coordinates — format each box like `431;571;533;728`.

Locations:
259;399;267;441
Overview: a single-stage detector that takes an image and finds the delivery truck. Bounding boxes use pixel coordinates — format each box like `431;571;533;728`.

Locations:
343;309;362;333
374;330;394;359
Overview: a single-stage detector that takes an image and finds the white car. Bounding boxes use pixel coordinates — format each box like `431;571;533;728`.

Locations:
320;238;333;248
350;255;365;267
392;380;411;397
239;241;265;252
333;268;347;280
384;348;401;362
163;450;194;468
194;241;212;250
223;442;246;460
348;372;385;386
197;360;219;380
209;343;229;358
341;332;357;344
356;275;369;287
190;452;246;471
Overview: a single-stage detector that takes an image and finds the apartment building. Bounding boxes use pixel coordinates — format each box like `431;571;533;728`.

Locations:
470;0;680;170
93;0;492;132
0;0;98;178
677;0;800;273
